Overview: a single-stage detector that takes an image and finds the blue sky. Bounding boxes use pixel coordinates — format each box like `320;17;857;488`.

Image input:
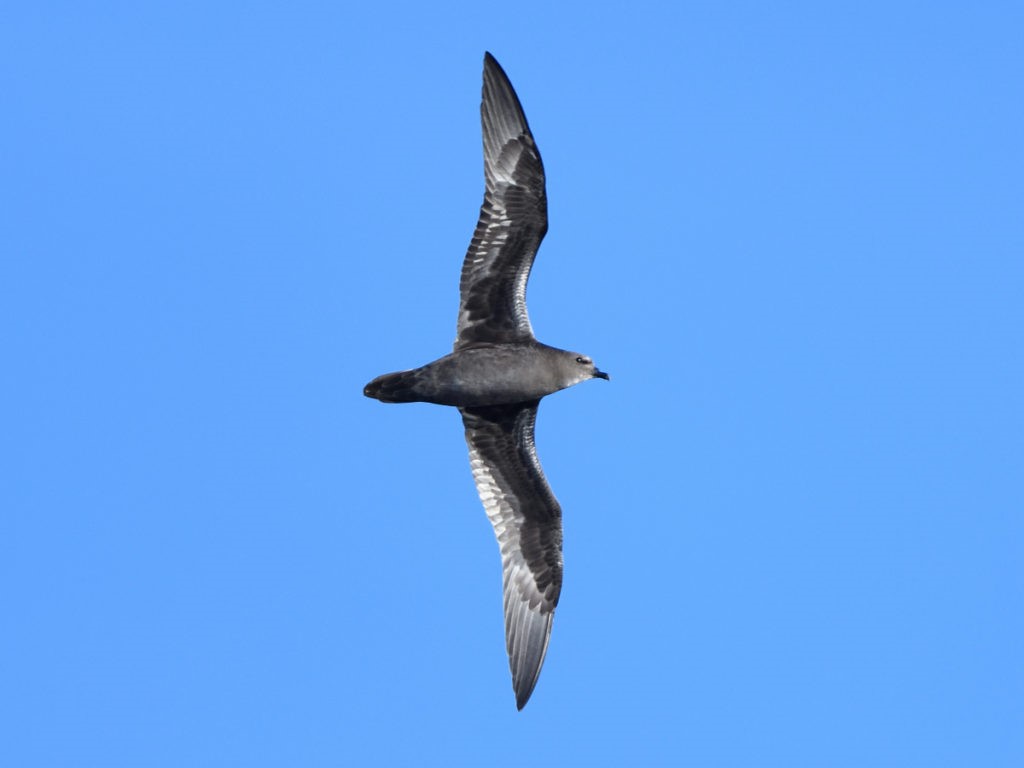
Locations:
2;2;1022;765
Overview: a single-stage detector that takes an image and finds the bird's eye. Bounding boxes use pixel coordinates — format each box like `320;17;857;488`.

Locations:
576;356;588;364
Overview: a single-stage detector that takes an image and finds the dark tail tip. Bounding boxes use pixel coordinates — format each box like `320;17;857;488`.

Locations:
363;370;421;403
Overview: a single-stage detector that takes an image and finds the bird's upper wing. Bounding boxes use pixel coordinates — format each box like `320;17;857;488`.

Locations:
460;400;563;709
454;53;547;350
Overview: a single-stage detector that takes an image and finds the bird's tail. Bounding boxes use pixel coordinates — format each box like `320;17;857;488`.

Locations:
363;369;427;403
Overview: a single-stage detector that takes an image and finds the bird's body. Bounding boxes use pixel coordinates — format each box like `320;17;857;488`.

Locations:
364;53;607;709
364;341;601;407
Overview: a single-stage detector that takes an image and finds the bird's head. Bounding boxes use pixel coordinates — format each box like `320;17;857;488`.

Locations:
564;352;609;384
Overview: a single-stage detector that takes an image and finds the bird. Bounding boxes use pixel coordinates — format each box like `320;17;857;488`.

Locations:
364;52;608;710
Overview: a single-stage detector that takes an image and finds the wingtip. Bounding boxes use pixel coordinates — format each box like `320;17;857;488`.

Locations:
514;675;540;710
513;666;546;709
482;51;505;78
506;599;554;710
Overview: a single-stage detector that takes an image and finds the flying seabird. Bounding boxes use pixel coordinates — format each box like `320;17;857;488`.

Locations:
364;52;608;710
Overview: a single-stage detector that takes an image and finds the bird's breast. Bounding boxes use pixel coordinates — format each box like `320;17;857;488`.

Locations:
418;345;566;408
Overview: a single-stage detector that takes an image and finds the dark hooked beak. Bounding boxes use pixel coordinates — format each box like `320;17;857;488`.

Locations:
593;369;610;381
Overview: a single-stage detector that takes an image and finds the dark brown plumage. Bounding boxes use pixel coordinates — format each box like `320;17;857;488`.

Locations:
364;53;607;709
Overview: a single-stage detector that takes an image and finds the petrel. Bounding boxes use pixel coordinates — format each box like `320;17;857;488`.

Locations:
364;52;608;709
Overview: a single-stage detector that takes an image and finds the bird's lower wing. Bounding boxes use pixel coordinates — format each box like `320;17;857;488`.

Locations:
460;400;563;709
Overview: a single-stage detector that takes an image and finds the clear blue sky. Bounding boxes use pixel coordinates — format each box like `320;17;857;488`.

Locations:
2;2;1022;766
